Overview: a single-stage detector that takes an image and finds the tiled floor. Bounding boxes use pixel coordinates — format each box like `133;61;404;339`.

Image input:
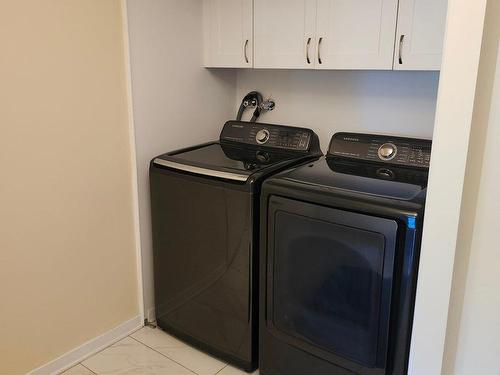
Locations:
62;326;259;375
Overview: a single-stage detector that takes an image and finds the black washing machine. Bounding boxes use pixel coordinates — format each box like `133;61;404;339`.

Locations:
259;132;432;375
149;120;321;372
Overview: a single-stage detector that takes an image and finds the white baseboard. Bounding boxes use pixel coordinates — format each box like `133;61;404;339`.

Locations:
27;315;143;375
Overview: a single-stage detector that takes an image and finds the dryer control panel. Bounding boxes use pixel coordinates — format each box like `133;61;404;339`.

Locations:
220;121;313;152
329;132;432;169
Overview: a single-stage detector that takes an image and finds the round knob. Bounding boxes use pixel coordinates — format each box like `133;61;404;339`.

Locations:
377;168;395;180
256;151;270;163
378;143;397;160
256;129;270;144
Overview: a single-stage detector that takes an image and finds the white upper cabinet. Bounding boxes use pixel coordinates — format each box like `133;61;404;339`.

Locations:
394;0;448;70
203;0;447;70
203;0;253;68
315;0;399;70
254;0;317;69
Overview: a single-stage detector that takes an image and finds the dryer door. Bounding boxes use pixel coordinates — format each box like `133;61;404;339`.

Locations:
266;196;398;374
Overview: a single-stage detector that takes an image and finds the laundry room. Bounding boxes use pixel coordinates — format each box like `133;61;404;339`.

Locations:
127;2;442;374
2;1;500;375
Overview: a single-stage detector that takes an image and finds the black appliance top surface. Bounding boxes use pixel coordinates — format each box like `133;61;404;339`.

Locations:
166;143;302;174
152;121;321;183
280;157;428;201
273;132;431;201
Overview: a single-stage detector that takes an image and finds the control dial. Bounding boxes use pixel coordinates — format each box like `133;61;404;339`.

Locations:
378;143;397;161
256;151;270;163
255;129;270;144
377;168;395;180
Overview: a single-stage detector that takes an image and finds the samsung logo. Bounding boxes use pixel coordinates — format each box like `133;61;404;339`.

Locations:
343;137;359;142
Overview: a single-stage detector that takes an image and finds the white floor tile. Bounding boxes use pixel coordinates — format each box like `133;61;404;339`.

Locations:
216;365;259;375
61;364;95;375
131;327;226;375
81;336;194;375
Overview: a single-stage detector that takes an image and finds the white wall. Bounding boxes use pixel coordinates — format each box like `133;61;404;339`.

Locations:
443;0;500;373
407;0;488;373
236;70;440;150
126;0;236;318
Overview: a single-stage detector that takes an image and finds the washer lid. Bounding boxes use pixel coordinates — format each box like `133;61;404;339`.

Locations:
281;157;428;201
154;143;304;182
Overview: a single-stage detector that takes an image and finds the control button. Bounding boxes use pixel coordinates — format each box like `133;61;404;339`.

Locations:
377;168;395;180
256;151;270;163
255;129;270;144
378;143;397;161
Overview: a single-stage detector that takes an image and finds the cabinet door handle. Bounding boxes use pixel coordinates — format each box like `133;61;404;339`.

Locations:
399;35;405;65
244;39;249;64
306;37;312;64
318;37;323;64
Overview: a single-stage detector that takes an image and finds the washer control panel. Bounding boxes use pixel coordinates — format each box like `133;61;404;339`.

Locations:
220;121;312;151
329;132;432;168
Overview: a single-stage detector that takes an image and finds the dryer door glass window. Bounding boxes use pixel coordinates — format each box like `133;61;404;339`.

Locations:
267;197;398;370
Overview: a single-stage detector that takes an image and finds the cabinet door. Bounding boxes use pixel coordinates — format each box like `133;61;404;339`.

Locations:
203;0;253;68
315;0;398;70
394;0;448;70
254;0;317;69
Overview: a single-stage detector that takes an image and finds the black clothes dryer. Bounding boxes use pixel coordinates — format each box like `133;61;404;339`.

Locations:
259;132;432;375
149;121;321;372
